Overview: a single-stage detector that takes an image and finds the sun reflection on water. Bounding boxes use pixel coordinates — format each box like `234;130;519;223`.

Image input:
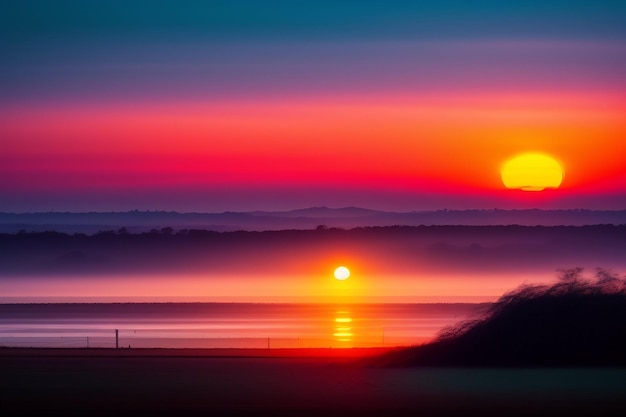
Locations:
333;310;353;343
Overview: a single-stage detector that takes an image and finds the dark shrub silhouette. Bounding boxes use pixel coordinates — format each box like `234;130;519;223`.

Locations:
374;268;626;367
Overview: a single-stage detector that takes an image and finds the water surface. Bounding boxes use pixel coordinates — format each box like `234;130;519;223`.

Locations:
0;302;486;348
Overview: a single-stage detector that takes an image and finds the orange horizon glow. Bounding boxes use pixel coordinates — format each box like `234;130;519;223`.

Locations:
0;270;561;304
1;91;625;203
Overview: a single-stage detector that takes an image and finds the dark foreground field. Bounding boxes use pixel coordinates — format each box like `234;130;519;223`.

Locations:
2;348;626;417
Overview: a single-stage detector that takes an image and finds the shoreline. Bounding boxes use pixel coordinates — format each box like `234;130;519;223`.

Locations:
0;346;397;359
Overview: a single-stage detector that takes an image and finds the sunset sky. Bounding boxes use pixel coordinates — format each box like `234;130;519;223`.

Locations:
1;2;626;302
1;1;625;213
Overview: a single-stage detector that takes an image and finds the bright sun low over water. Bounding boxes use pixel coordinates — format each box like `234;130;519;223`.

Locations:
334;266;350;281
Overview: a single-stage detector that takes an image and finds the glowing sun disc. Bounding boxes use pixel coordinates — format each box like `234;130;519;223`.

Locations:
334;266;350;280
501;153;563;191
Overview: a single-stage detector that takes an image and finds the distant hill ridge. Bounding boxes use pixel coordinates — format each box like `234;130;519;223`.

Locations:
0;208;625;234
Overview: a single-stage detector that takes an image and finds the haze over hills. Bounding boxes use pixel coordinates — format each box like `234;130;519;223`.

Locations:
1;224;625;286
0;208;625;234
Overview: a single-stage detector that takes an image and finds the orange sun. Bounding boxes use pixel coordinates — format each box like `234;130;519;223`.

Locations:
501;153;563;191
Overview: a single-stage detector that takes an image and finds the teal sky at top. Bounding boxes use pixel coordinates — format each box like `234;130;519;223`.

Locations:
2;0;626;42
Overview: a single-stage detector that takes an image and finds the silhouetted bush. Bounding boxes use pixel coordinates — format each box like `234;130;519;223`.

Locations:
374;268;626;367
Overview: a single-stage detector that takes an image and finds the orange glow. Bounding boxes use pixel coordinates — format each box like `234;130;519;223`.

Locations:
501;153;564;191
1;91;624;198
0;270;557;303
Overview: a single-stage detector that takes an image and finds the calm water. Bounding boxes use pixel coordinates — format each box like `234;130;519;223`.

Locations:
0;303;486;348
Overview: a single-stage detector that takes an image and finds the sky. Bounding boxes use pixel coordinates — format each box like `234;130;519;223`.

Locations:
1;0;625;212
1;1;626;302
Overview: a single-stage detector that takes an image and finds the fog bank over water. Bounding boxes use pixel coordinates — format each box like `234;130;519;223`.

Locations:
1;225;623;301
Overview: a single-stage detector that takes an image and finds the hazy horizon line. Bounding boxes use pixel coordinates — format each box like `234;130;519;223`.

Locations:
2;206;626;215
0;295;497;304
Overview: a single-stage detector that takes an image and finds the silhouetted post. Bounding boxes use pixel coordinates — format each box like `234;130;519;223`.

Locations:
115;329;119;349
